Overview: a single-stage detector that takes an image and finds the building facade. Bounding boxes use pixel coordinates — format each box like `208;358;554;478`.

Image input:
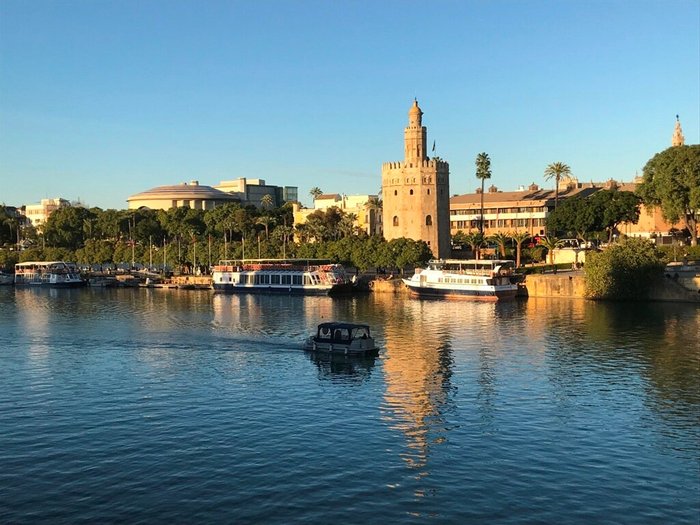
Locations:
23;198;71;227
214;178;298;208
127;181;240;210
292;193;381;236
381;100;451;258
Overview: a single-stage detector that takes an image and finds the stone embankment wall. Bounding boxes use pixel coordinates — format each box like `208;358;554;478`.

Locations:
367;272;700;303
520;273;587;298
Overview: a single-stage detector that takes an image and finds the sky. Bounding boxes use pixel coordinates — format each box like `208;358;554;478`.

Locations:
0;0;698;210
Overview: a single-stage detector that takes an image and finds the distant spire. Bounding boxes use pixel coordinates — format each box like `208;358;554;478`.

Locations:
672;115;685;147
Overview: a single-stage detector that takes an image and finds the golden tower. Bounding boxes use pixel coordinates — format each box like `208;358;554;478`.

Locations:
381;100;451;258
672;115;685;147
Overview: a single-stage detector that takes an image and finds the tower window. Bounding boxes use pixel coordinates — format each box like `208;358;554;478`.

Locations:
427;189;430;195
393;216;399;227
426;215;432;226
394;190;397;196
409;189;414;195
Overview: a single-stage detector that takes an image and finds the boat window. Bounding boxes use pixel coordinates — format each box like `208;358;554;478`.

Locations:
292;275;302;285
319;327;331;339
271;274;281;284
281;274;292;285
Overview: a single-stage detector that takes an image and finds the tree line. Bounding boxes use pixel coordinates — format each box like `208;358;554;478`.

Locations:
0;202;432;274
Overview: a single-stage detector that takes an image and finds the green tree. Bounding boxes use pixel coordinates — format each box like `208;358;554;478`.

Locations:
260;194;274;210
509;231;530;268
544;162;572;210
42;206;97;249
463;231;485;260
475;152;491;234
590;189;641;242
584;238;664;300
539;236;562;268
255;215;275;239
487;232;509;258
546;196;598;239
637;145;700;246
309;187;323;202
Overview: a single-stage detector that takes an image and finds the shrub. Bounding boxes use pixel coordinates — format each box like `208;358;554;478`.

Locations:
584;238;664;300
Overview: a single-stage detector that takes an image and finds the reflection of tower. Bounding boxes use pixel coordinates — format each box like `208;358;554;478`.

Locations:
381;100;451;258
378;296;455;469
672;115;685;147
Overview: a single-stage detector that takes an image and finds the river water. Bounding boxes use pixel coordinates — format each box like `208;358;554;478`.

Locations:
0;287;698;524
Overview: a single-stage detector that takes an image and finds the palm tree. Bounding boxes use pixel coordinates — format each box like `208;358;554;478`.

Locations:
260;194;274;210
509;231;530;268
464;231;485;260
544;162;572;210
339;213;358;238
255;216;275;239
488;232;509;258
309;187;323;204
540;236;563;270
475;152;491;235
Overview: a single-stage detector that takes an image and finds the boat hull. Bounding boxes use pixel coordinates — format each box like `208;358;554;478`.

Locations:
303;340;378;355
212;282;353;295
403;281;517;301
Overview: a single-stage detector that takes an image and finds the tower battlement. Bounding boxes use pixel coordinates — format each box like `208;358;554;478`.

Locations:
382;159;449;171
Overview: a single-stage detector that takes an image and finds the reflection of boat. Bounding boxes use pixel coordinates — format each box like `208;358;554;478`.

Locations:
212;259;354;295
403;259;518;301
305;349;377;381
14;261;86;287
303;322;378;354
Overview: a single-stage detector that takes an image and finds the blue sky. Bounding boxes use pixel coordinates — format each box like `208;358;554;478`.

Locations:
1;0;698;209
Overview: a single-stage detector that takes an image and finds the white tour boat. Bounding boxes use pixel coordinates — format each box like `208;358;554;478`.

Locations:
211;259;354;295
14;261;86;287
403;259;518;301
303;322;378;355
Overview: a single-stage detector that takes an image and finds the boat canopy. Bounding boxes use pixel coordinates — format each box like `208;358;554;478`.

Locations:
315;322;371;342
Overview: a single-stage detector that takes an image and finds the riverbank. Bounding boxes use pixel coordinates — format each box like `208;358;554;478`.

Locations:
366;271;700;303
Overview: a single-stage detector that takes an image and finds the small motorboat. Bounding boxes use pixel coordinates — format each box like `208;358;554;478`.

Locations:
303;322;378;355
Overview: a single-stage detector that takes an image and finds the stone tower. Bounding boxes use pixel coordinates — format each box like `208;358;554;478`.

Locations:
381;100;451;258
672;115;685;147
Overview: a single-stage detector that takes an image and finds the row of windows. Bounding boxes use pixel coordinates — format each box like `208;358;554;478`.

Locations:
451;218;546;229
240;274;309;285
452;206;547;215
393;215;432;226
388;177;434;184
392;188;444;196
439;277;483;284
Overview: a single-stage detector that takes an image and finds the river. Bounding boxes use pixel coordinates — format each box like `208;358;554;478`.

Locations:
0;287;698;524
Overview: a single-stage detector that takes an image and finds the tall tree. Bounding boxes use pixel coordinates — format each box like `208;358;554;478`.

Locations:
260;194;274;210
637;145;699;246
463;231;485;260
544;162;572;210
590;189;641;242
475;152;491;235
509;231;530;268
309;187;323;203
546;196;598;240
487;232;509;258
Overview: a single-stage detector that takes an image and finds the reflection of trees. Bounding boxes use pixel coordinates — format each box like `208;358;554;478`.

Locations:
531;298;700;431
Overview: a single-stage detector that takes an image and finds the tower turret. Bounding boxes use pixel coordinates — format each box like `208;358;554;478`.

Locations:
672;115;685;147
404;99;427;162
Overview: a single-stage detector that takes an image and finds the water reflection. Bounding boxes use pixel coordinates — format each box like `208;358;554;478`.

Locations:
304;350;377;383
373;295;459;471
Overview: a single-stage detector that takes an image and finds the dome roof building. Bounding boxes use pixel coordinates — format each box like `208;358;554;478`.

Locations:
126;180;240;210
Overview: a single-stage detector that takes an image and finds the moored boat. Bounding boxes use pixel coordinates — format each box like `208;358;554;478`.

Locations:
211;259;354;295
14;261;86;287
303;322;378;355
403;259;518;301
